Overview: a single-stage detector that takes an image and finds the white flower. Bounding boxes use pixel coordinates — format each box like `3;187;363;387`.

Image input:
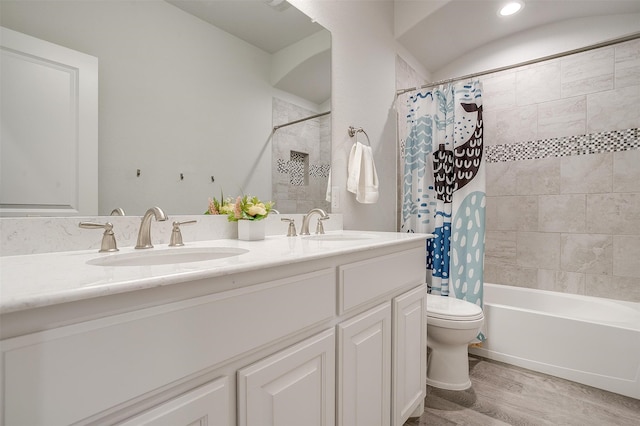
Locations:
247;203;267;217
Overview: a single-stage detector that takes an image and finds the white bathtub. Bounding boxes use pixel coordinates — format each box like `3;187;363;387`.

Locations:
469;283;640;399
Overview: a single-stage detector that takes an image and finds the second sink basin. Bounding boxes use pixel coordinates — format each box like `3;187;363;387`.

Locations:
87;247;249;267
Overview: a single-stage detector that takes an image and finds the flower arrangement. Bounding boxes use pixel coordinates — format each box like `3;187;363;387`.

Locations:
206;194;274;222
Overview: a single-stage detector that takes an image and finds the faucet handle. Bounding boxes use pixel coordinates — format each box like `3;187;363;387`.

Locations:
79;222;119;253
316;216;330;235
169;220;197;247
280;218;297;237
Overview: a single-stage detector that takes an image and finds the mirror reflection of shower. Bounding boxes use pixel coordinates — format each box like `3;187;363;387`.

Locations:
272;97;331;214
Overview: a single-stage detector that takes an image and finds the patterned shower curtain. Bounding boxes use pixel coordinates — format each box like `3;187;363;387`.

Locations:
401;81;485;339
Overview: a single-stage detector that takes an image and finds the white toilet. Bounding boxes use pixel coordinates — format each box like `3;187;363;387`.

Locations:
426;294;484;391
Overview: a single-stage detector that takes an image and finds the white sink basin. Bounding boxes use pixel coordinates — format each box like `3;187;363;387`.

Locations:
303;234;376;242
87;247;249;267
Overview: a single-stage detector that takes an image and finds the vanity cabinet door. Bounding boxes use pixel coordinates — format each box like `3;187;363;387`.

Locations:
117;377;230;426
237;328;335;426
337;302;392;426
392;285;427;426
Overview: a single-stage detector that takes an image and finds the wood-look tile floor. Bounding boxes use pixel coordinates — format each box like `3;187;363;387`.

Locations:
404;356;640;426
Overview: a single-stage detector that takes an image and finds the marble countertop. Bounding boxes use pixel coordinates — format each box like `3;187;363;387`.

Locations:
0;231;432;314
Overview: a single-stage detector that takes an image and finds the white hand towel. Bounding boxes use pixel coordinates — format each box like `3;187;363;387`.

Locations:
347;141;363;195
357;144;379;204
325;169;332;202
347;141;379;204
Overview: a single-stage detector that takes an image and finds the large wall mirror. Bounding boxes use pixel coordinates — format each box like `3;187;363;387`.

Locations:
0;0;331;216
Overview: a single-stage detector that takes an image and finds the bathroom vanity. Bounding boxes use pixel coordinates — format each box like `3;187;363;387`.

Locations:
0;231;431;426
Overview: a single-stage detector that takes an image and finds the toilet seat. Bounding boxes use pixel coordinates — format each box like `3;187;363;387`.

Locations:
426;295;483;321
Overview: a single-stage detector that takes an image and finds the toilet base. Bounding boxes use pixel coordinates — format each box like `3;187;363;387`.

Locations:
426;343;473;391
426;376;471;391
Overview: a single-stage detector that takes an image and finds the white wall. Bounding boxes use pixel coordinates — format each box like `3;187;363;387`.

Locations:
1;0;275;216
290;0;399;231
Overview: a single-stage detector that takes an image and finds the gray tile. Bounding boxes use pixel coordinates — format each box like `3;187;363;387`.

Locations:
515;157;560;195
538;96;586;139
517;231;560;269
516;60;561;106
481;72;517;111
586;193;640;235
483;108;499;147
536;269;557;291
485;231;517;265
613;149;640;193
560;233;613;275
517;267;539;289
561;47;614;97
560;152;612;194
538;194;585;233
587;85;640;133
486;162;517;196
486;196;537;231
614;38;640;89
483;262;508;285
613;235;640;278
490;105;538;145
554;271;586;295
585;274;640;303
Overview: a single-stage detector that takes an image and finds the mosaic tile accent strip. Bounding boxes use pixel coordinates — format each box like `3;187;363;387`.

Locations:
486;128;638;163
310;164;330;178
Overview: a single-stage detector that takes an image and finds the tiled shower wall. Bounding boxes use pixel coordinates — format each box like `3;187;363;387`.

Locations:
272;97;331;213
481;38;640;302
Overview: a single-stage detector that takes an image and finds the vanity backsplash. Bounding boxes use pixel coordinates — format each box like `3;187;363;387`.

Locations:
0;214;343;256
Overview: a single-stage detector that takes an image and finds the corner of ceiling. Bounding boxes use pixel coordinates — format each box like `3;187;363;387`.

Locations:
393;0;452;40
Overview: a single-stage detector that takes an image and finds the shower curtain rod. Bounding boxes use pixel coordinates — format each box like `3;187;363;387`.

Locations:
273;111;331;131
396;32;640;96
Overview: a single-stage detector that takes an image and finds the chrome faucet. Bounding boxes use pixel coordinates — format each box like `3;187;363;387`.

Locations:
135;206;168;249
300;208;329;235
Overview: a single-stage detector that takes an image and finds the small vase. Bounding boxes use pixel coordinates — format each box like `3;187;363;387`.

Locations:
237;219;266;241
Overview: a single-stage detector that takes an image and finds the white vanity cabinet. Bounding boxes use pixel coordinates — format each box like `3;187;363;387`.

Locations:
0;236;428;426
336;248;427;426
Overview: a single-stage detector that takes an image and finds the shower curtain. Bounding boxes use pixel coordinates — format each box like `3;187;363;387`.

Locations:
400;81;486;339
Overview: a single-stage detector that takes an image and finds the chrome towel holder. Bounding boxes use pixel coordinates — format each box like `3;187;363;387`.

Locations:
348;126;371;146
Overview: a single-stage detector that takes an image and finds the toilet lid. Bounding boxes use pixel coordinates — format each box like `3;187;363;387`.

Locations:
426;294;484;321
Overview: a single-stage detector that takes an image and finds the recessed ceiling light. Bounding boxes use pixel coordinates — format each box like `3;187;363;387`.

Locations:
498;0;525;17
264;0;290;11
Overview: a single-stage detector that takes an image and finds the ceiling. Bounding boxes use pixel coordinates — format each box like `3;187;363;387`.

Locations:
166;0;324;54
397;0;640;75
166;0;330;104
165;0;640;103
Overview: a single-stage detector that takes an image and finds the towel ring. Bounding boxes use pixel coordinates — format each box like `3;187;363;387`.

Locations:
348;126;371;146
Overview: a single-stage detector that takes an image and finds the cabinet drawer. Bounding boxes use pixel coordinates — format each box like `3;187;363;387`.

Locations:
338;247;424;314
1;269;335;425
